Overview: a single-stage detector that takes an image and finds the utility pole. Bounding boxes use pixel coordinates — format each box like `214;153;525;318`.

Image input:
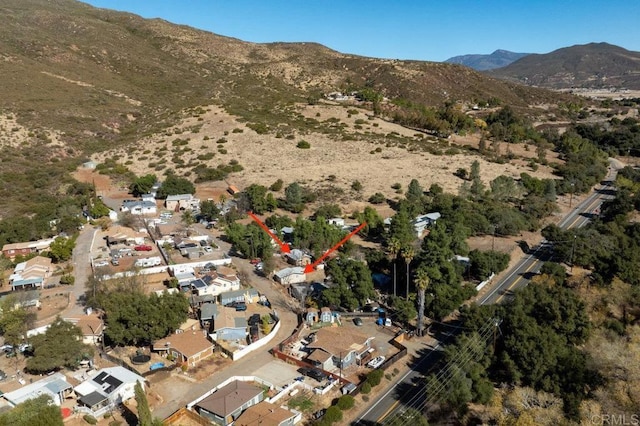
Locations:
569;182;575;208
570;234;577;273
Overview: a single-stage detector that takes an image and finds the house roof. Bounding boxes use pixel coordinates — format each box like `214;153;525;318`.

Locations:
79;391;108;408
196;380;263;417
220;288;258;301
68;314;104;337
274;267;305;279
3;373;71;406
307;348;332;364
235;402;296;426
213;307;247;331
200;303;219;321
166;194;194;201
2;238;54;253
153;331;213;358
75;366;144;398
216;266;237;278
306;326;371;357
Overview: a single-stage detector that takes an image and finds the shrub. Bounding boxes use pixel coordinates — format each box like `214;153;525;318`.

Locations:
368;192;386;204
324;406;343;424
351;180;363;191
391;183;401;190
337;395;355;410
360;382;372;394
83;414;98;425
367;369;384;387
270;179;284;191
232;128;243;133
60;274;75;285
296;140;311;149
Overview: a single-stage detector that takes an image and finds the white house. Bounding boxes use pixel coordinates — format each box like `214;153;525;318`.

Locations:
273;267;306;285
413;212;441;237
74;367;145;417
121;200;157;216
2;373;73;407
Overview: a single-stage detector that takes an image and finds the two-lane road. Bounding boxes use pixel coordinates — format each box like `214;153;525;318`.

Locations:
354;165;621;424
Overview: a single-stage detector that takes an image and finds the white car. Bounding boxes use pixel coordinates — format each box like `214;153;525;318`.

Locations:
203;246;213;253
367;356;386;369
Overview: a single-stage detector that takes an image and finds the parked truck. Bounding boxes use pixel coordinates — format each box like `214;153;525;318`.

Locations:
134;256;162;268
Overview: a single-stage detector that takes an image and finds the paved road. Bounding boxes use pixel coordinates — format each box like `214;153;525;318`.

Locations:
354;165;621;424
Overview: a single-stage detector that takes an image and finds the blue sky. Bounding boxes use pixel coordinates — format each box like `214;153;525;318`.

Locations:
81;1;640;62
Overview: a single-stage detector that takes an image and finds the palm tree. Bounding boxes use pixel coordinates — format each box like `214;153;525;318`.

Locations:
414;267;430;337
401;246;415;301
387;238;401;297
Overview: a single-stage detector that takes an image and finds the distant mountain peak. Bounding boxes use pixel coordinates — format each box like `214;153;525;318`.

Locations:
444;49;530;71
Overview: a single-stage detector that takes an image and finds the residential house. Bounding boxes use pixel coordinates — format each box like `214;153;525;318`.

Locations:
327;218;345;227
199;302;219;329
153;329;214;367
219;288;259;306
8;255;53;291
105;226;146;246
305;307;318;325
1;238;55;260
0;290;41;309
285;249;311;267
65;313;104;345
194;380;264;426
273;267;306;285
280;227;294;243
2;373;73;407
121;199;157;216
74;367;145;417
235;402;299;426
201;271;241;296
211;307;248;341
165;194;200;211
412;212;441;237
306;327;374;370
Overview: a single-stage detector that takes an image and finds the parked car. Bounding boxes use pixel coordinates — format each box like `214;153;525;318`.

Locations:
353;317;363;326
203;246;213;253
367;356;386;369
248;314;261;326
250;258;261;265
299;367;328;382
111;258;119;266
134;245;153;251
225;301;247;311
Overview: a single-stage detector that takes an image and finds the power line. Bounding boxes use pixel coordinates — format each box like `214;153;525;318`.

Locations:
382;317;501;426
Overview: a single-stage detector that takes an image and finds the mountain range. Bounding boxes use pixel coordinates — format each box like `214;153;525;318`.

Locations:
445;49;530;71
488;42;640;89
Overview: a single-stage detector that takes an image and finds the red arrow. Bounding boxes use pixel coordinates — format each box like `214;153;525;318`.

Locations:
247;212;290;253
304;222;367;273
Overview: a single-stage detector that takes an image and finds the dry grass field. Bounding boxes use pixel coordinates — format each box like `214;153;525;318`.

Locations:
87;103;558;215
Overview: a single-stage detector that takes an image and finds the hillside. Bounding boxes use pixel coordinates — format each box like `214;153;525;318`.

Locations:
445;49;530;71
0;0;574;220
488;42;640;89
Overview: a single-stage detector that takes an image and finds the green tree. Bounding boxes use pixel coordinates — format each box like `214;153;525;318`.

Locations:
469;160;485;198
26;317;93;373
129;174;157;197
135;381;152;426
336;395;355;410
314;204;342;220
199;200;220;222
101;290;189;346
242;184;271;214
48;237;75;263
387;208;416;248
89;199;110;218
401;246;415;301
284;182;304;213
406;179;424;202
386;237;401;297
0;394;63;426
323;406;343;423
468;249;510;281
415;267;431;336
157;174;195;198
389;296;417;323
269;179;283;191
0;295;36;347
